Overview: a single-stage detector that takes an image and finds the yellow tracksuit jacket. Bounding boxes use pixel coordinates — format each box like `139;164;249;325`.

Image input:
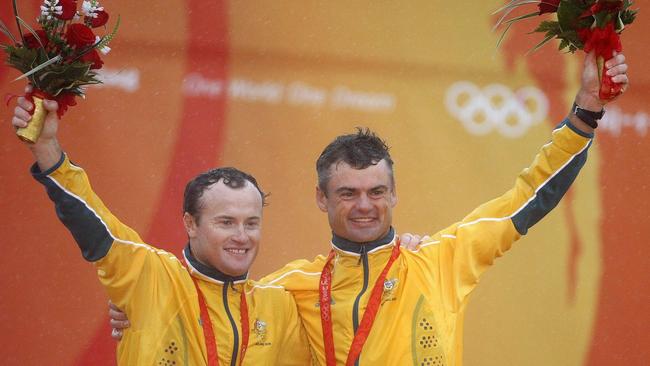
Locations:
262;120;593;365
32;155;312;366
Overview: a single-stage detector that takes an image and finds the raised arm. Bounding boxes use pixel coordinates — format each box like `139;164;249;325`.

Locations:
12;85;145;260
415;52;628;310
11;87;182;316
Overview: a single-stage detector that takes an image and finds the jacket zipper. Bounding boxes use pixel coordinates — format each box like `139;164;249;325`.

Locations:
223;280;239;366
351;244;369;366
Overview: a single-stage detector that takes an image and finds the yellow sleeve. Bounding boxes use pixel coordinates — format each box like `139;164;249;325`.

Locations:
32;153;184;312
259;257;325;291
277;293;316;365
416;120;593;310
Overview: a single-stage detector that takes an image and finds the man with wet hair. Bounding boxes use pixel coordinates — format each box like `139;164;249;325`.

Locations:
111;51;629;365
259;52;629;365
11;87;312;365
316;128;395;192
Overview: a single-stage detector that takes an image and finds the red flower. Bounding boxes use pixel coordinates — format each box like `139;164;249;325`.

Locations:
66;23;96;48
88;10;110;28
54;92;78;118
24;30;49;49
578;23;623;100
26;89;77;118
592;0;623;14
80;49;104;69
581;0;623;17
56;0;78;21
578;23;622;58
538;0;560;15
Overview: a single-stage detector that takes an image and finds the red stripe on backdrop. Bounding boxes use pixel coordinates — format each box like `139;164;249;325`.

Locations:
499;8;650;363
73;1;231;364
500;27;588;304
144;0;230;250
586;132;650;364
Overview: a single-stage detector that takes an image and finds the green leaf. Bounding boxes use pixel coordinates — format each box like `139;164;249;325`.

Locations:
49;72;102;97
7;46;38;73
527;34;555;54
11;54;62;82
502;11;540;25
492;0;525;15
616;12;625;31
493;1;539;30
495;22;513;49
493;0;540;15
554;27;583;51
557;0;591;33
593;11;613;28
534;20;560;33
96;14;120;49
36;61;93;95
620;9;637;25
16;16;48;55
38;62;91;83
12;0;25;43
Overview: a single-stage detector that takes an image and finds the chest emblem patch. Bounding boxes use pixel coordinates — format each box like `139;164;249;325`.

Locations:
254;319;270;346
382;278;399;304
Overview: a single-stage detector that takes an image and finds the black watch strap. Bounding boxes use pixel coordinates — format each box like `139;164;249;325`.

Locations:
572;102;604;129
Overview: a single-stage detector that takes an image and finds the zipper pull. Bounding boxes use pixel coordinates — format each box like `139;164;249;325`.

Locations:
357;245;366;265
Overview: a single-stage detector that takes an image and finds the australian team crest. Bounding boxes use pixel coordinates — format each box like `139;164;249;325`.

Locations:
382;278;399;304
254;319;270;346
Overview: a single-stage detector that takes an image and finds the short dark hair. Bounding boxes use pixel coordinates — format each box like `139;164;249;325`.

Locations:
316;127;394;194
183;167;268;222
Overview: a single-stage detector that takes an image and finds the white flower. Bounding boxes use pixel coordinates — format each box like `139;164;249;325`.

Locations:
82;0;104;18
94;35;111;55
40;0;63;20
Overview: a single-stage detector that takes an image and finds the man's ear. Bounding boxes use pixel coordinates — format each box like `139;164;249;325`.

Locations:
183;212;198;238
316;186;328;213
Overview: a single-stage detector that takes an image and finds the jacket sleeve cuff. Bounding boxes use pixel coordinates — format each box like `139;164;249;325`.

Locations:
30;152;66;181
562;118;595;139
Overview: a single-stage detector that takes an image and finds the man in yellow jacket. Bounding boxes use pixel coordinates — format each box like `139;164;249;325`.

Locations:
12;89;313;365
110;51;629;365
259;52;629;365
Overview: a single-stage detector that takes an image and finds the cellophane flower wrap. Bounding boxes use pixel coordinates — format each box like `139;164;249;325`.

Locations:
1;0;119;117
494;0;637;100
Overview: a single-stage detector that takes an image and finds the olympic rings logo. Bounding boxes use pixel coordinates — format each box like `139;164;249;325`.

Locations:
445;81;549;138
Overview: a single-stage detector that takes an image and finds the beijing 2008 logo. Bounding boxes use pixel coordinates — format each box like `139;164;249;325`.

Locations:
445;81;549;138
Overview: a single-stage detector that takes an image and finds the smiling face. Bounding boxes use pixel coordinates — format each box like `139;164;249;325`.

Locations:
317;159;397;243
184;180;263;276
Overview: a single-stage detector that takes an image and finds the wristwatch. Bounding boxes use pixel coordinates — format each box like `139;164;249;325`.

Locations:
572;102;604;129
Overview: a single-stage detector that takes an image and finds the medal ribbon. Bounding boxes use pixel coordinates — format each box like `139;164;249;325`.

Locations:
319;240;401;366
183;258;249;366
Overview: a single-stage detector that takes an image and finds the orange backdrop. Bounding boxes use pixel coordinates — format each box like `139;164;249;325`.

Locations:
1;1;648;365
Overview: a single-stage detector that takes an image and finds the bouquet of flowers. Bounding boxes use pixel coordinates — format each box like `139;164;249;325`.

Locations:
494;0;637;101
1;0;119;142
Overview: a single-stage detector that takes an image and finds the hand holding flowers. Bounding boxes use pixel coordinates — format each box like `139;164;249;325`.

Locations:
494;0;637;101
1;0;119;142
